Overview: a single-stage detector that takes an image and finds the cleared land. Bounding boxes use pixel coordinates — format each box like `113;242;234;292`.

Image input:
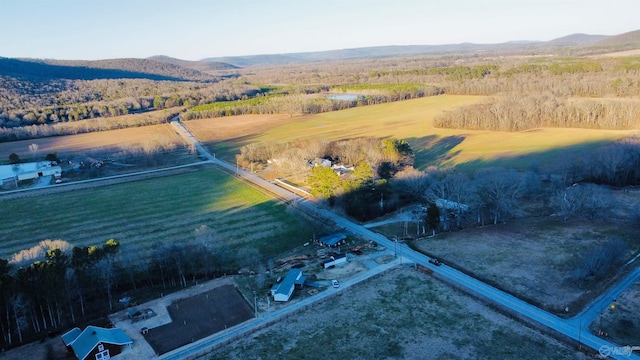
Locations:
593;276;640;346
0;123;185;161
209;268;585;360
183;95;636;170
407;217;640;315
0;165;312;260
144;285;254;355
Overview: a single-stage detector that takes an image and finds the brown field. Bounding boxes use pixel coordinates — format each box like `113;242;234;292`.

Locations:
0;124;185;161
183;95;636;170
182;114;296;143
210;268;584;360
407;216;640;315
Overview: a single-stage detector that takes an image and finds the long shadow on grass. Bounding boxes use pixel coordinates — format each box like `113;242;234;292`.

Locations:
408;135;464;168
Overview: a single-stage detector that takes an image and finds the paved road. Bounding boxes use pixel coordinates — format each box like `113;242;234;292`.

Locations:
160;257;402;360
172;120;640;359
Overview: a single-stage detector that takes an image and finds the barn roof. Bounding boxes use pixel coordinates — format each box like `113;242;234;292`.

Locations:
275;269;302;296
61;327;82;346
70;325;132;360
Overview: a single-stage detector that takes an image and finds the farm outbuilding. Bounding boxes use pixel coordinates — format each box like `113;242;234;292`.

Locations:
62;325;132;360
0;161;61;185
317;233;348;248
321;253;348;269
271;269;306;302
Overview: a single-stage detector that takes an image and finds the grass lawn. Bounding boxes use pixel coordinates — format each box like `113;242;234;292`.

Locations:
209;268;584;360
184;95;635;172
0;164;312;261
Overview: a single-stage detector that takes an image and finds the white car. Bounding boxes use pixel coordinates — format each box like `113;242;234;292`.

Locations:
331;279;340;288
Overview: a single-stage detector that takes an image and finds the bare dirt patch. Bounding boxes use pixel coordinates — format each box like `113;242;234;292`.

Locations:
143;285;254;355
209;267;586;360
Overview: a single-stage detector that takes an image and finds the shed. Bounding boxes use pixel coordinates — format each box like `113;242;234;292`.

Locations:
271;269;306;302
321;253;348;269
62;325;132;360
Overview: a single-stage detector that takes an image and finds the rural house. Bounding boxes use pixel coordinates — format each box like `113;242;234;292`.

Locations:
270;269;306;302
62;325;132;360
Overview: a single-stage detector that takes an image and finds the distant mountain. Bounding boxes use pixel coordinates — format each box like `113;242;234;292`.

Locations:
201;42;542;67
545;33;610;46
595;29;640;47
0;57;217;82
201;30;640;67
147;55;237;72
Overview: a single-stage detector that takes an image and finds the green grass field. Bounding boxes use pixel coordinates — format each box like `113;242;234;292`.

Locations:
0;165;312;260
196;95;635;171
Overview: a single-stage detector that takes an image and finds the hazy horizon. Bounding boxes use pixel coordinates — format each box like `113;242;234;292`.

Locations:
2;0;639;61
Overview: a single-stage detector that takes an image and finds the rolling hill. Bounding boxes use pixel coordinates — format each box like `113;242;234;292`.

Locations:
595;29;640;47
147;55;237;72
0;57;218;82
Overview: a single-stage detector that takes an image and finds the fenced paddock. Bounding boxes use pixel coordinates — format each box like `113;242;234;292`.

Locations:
144;285;253;355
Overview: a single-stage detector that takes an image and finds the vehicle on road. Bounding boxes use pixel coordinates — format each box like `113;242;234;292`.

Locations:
332;279;340;288
429;258;442;266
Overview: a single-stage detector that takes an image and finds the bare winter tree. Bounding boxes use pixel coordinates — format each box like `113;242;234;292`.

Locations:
474;168;524;224
572;237;628;286
392;167;431;201
28;143;39;161
551;183;615;221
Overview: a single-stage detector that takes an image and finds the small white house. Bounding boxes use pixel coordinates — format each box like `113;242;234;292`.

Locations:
271;269;306;302
321;254;347;269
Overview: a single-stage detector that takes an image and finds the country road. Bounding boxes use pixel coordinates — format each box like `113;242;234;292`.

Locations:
171;119;640;360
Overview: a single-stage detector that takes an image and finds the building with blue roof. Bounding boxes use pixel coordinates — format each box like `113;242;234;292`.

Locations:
270;269;307;302
61;325;132;360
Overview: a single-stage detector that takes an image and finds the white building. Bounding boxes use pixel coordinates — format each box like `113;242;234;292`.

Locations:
0;161;62;185
321;253;347;269
270;269;306;302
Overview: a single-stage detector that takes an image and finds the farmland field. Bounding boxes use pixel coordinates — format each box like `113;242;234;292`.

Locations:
0;123;186;162
0;164;312;261
209;268;584;360
184;95;636;171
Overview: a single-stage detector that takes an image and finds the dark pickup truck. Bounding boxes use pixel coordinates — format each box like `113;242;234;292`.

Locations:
428;258;442;266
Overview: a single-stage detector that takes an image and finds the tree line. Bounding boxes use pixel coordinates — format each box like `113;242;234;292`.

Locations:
295;136;640;226
433;94;640;131
0;223;268;351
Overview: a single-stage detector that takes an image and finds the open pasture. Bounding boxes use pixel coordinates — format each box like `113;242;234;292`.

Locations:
185;95;635;171
209;268;582;360
0;123;185;161
0;165;311;260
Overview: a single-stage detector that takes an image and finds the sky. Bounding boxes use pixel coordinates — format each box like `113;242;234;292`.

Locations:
1;0;638;61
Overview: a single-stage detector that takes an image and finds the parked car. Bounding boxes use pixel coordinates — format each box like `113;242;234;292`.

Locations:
332;279;340;288
428;258;442;266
